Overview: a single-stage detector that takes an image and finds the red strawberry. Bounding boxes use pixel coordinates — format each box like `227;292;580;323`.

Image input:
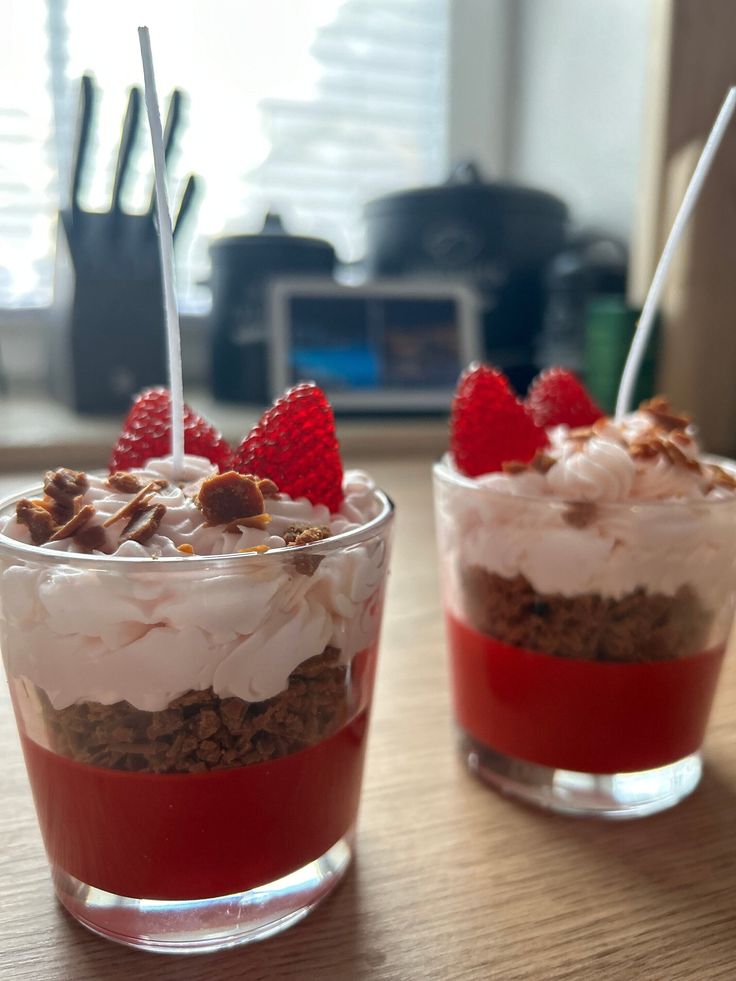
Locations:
450;364;548;476
109;388;232;472
526;367;604;429
232;382;344;512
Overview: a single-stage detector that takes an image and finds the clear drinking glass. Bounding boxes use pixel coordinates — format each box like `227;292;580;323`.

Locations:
0;483;394;953
434;457;736;818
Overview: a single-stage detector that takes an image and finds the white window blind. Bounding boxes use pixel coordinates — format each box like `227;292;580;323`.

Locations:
2;0;448;311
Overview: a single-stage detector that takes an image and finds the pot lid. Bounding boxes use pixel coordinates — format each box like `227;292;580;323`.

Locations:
365;162;567;220
209;211;335;256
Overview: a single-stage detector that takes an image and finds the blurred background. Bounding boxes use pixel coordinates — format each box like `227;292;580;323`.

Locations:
1;0;735;467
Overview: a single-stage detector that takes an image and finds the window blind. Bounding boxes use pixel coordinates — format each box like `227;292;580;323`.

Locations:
2;0;448;310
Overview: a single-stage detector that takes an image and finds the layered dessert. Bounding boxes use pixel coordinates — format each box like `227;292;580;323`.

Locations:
0;384;393;902
435;366;736;780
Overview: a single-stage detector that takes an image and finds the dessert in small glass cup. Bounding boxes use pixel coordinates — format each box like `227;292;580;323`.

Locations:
434;366;736;818
0;387;394;953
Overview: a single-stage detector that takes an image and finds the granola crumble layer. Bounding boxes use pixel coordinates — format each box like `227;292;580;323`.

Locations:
460;567;711;663
35;647;354;774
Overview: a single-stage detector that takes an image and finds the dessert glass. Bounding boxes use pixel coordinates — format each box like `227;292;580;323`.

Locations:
434;458;736;818
0;483;393;954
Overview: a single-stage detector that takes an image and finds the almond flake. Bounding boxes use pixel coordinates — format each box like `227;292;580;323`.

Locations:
225;513;272;533
102;482;159;527
119;504;167;544
49;504;96;541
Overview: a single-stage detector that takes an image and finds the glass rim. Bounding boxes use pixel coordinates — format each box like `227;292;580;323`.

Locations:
433;454;736;511
0;483;395;571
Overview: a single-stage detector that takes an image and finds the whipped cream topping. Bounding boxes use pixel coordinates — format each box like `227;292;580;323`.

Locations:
436;407;736;604
479;414;734;504
0;457;389;711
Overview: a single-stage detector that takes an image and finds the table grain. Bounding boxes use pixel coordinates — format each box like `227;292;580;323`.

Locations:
2;460;736;981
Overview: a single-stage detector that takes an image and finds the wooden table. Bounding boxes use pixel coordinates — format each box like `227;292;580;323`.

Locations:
2;459;736;980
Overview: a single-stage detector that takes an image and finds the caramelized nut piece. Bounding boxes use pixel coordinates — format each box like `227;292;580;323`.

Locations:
73;524;109;553
238;544;270;554
119;504;167;544
257;478;279;498
44;468;88;505
16;499;58;545
108;472;145;494
177;543;195;555
283;525;331;576
198;471;265;525
237;473;280;498
49;504;96;541
283;525;331;547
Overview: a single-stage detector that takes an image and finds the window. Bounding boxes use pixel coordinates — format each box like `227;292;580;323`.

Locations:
2;0;449;311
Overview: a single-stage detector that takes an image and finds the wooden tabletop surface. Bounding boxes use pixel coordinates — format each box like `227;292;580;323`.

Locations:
2;458;736;981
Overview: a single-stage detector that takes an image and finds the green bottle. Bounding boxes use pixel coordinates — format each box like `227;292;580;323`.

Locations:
584;297;659;414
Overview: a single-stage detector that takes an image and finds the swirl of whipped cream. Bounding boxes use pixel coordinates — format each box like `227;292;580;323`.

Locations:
546;430;635;502
0;457;389;710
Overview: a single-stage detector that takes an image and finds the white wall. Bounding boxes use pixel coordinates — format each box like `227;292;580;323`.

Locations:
506;0;652;240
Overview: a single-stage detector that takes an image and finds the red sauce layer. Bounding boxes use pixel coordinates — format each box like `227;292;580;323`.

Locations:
21;708;369;901
447;612;725;774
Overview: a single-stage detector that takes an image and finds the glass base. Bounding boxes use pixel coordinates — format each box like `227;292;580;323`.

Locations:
52;829;354;954
459;730;702;819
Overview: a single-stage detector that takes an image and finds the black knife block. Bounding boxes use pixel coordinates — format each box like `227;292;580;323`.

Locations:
49;210;169;415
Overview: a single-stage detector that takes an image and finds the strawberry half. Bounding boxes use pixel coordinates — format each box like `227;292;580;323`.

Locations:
232;382;344;512
450;364;548;477
109;388;232;473
526;367;604;429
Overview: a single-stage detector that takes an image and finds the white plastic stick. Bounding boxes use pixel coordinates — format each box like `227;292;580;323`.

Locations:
615;86;736;419
138;26;185;473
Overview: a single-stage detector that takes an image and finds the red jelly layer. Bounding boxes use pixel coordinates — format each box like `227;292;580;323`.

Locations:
21;708;369;901
447;612;725;774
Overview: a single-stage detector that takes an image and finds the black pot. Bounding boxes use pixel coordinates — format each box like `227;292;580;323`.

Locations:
364;164;569;371
210;213;336;403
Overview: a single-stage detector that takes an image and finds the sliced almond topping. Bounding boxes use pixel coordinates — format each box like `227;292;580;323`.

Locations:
568;427;595;441
640;395;690;432
119;504;167;544
16;499;58;545
102;482;159;528
108;472;146;494
49;504;96;541
177;543;195;555
705;463;736;490
198;471;265;525
225;512;272;533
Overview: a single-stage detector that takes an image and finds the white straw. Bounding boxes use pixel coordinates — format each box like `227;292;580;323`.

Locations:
138;26;185;473
615;86;736;419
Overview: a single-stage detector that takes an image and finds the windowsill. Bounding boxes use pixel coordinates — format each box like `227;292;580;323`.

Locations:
0;390;447;473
